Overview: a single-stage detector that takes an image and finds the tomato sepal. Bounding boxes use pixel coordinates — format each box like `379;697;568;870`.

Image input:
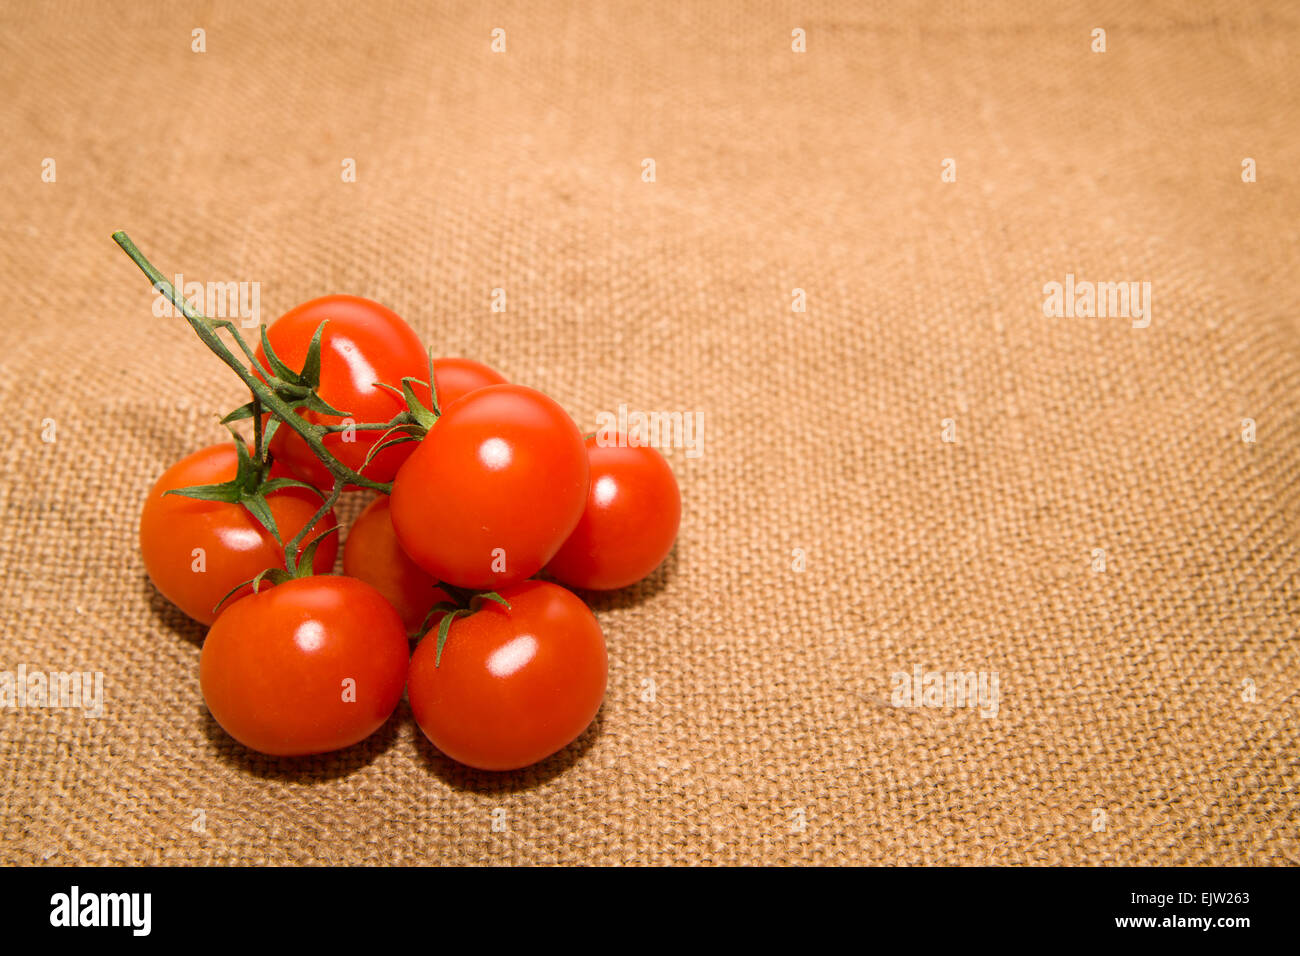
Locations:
358;417;424;473
257;323;304;384
210;565;292;619
162;483;241;504
373;376;437;431
424;587;512;666
257;476;326;499
292;523;340;577
207;521;341;619
220;402;258;424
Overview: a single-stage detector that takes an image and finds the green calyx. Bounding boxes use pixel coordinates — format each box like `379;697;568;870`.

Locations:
359;347;446;472
415;586;511;667
164;418;324;543
207;517;340;618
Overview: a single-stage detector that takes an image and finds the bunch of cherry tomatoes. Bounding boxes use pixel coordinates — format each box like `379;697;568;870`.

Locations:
135;287;680;771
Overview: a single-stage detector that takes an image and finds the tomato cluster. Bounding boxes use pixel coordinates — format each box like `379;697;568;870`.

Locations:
139;294;680;771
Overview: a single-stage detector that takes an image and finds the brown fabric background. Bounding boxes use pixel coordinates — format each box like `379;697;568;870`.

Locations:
1;0;1297;866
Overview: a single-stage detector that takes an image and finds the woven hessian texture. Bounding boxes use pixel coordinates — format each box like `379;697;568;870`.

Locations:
1;0;1298;865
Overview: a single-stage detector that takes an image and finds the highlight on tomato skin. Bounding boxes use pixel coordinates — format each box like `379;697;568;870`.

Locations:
199;575;410;757
389;384;590;591
546;435;681;591
343;495;450;633
252;295;430;488
407;580;607;772
139;443;338;626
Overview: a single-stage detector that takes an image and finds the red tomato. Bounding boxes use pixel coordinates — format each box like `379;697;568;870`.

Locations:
342;495;450;633
430;357;508;410
200;576;409;756
389;384;589;590
407;581;606;770
254;295;428;487
139;443;338;625
547;437;681;590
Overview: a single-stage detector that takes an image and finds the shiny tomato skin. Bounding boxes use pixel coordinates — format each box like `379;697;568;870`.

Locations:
547;438;681;590
254;295;427;487
139;444;338;625
407;580;606;771
431;357;508;411
342;495;450;633
389;384;589;590
200;576;409;756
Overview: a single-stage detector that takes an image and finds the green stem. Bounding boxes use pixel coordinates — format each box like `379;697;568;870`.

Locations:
251;393;266;477
285;478;343;574
319;416;411;434
112;231;393;494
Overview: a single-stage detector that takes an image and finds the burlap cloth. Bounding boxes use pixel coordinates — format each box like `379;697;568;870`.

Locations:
1;0;1296;866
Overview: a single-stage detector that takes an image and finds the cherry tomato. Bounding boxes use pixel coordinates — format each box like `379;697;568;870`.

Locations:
200;575;409;756
407;580;606;770
389;384;589;590
430;357;508;410
342;495;450;633
547;437;681;590
140;443;338;625
254;295;428;487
